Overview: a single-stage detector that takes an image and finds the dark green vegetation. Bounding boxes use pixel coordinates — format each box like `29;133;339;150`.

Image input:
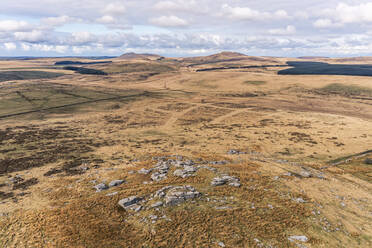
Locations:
278;61;372;76
0;82;144;119
0;70;64;82
55;61;112;65
63;66;107;75
319;83;372;97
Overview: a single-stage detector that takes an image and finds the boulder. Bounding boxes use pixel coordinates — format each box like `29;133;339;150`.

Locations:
138;168;152;174
108;179;125;187
118;196;143;209
164;186;201;206
288;235;308;243
94;183;108;192
150;201;163;208
151;172;167;181
211;175;241;187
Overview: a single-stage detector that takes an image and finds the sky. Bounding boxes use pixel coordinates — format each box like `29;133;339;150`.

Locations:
0;0;372;57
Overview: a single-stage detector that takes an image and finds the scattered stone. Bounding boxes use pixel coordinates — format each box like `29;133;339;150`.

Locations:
164;186;201;206
268;204;274;209
150;201;163;208
253;238;264;248
118;196;143;210
228;149;246;155
211;177;227;186
229;181;241;187
340;202;346;207
138;168;152;175
148;214;158;220
215;206;233;210
211;176;241;187
293;197;306;203
288;235;308;243
9;175;24;184
151;172;167;182
108;179;125;187
173;166;197;178
173;160;194;167
134;205;143;212
154;186;173;198
299;170;312;178
209;161;227;165
218;241;226;247
94;183;108;192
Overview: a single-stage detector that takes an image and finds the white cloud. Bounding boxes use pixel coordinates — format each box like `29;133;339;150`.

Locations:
154;1;180;10
153;0;200;12
97;15;115;24
0;20;30;32
150;15;188;27
269;25;296;35
103;2;126;16
333;3;372;24
41;15;73;27
1;1;372;56
221;4;290;21
222;4;269;21
319;3;372;26
71;31;95;45
21;43;31;51
313;19;338;28
14;30;45;42
4;42;17;50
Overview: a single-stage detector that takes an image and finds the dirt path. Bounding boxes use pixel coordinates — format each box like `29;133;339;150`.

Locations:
209;108;250;124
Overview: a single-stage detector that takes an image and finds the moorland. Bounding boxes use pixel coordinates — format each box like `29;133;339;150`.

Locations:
0;52;371;248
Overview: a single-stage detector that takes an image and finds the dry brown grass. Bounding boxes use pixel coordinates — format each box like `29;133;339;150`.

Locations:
0;56;372;247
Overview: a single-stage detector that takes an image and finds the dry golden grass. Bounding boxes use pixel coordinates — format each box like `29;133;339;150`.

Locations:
0;55;372;247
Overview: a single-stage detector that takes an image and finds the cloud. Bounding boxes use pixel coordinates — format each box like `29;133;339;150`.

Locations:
41;15;74;27
269;25;296;35
0;20;30;32
150;15;188;27
103;2;126;16
97;15;115;24
221;4;290;21
4;42;17;50
70;32;96;45
318;2;372;27
313;19;339;28
332;3;372;24
14;30;46;42
1;1;372;56
153;0;201;13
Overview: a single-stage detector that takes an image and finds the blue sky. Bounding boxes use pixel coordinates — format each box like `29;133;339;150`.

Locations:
1;0;372;57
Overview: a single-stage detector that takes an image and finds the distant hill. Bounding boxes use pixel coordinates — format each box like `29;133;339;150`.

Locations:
298;56;329;59
117;52;163;60
184;51;278;66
